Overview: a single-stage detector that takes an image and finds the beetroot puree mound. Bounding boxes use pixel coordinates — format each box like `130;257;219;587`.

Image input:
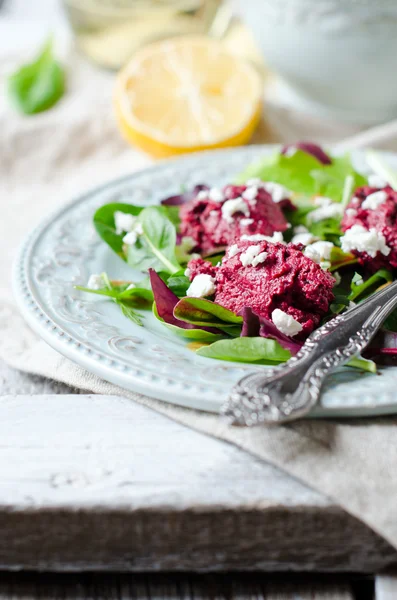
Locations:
187;240;335;339
180;184;289;255
341;185;397;270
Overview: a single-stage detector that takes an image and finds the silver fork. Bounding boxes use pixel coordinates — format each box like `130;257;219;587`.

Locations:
222;280;397;426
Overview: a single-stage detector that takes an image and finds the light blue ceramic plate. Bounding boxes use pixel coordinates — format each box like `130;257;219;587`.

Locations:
13;145;397;417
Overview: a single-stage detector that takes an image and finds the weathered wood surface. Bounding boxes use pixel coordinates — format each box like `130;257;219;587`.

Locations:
0;571;371;600
0;356;396;572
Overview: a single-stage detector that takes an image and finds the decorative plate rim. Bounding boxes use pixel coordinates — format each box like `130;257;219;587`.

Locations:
12;144;397;417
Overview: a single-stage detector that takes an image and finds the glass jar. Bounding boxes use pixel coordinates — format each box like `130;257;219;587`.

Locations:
63;0;232;69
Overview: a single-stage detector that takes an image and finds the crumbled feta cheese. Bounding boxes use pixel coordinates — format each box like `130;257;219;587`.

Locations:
114;211;137;235
221;197;250;223
304;241;334;263
239;245;268;267
293;225;309;234
307;203;343;223
368;174;388;188
345;208;357;218
340;224;390;258
246;178;263;186
126;283;136;290
242;187;258;201
240;244;261;266
314;196;333;207
320;261;331;271
186;274;216;298
241;231;284;244
361;190;388;211
240;218;254;226
208;187;224;202
252;251;268;267
196;190;208;200
87;274;105;290
291;232;318;246
184;267;191;278
354;276;364;286
123;223;144;246
271;309;303;337
262;182;289;203
241;234;267;242
228;243;240;258
333;271;341;286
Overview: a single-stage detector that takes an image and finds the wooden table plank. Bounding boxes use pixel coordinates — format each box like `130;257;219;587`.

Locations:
0;389;395;572
0;572;365;600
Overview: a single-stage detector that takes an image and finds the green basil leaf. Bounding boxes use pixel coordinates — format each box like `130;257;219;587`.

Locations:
174;298;243;328
93;203;143;259
127;207;180;275
153;304;222;342
196;337;291;364
8;38;65;115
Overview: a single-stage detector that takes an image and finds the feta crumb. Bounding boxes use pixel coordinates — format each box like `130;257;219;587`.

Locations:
228;243;240;258
184;267;191;278
333;271;341;286
208;187;224;202
196;190;208;200
291;232;319;246
241;231;284;244
87;274;105;290
345;208;357;218
262;182;289;203
320;261;331;271
126;283;136;290
355;276;364;286
361;190;388;211
293;225;309;234
242;187;258;201
307;203;343;224
351;196;360;205
246;178;263;186
240;218;254;226
314;196;333;207
221;197;250;223
340;224;390;258
114;211;137;235
123;223;144;246
271;309;303;337
240;244;261;266
368;174;388;188
186;274;216;298
304;241;334;263
252;251;268;267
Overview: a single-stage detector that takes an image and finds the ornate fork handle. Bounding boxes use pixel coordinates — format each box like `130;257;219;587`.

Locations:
222;280;397;426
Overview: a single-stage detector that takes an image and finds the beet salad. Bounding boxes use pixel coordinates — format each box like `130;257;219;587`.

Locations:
78;143;397;373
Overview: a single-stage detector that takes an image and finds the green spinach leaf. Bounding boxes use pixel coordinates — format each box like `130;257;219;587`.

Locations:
8;38;65;115
152;304;222;342
196;337;291;364
93;203;143;259
174;298;243;329
127;207;180;275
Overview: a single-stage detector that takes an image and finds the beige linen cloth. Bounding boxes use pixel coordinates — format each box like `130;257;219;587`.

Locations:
4;48;397;561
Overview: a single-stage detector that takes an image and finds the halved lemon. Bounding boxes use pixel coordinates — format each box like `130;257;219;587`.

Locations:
114;36;263;158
